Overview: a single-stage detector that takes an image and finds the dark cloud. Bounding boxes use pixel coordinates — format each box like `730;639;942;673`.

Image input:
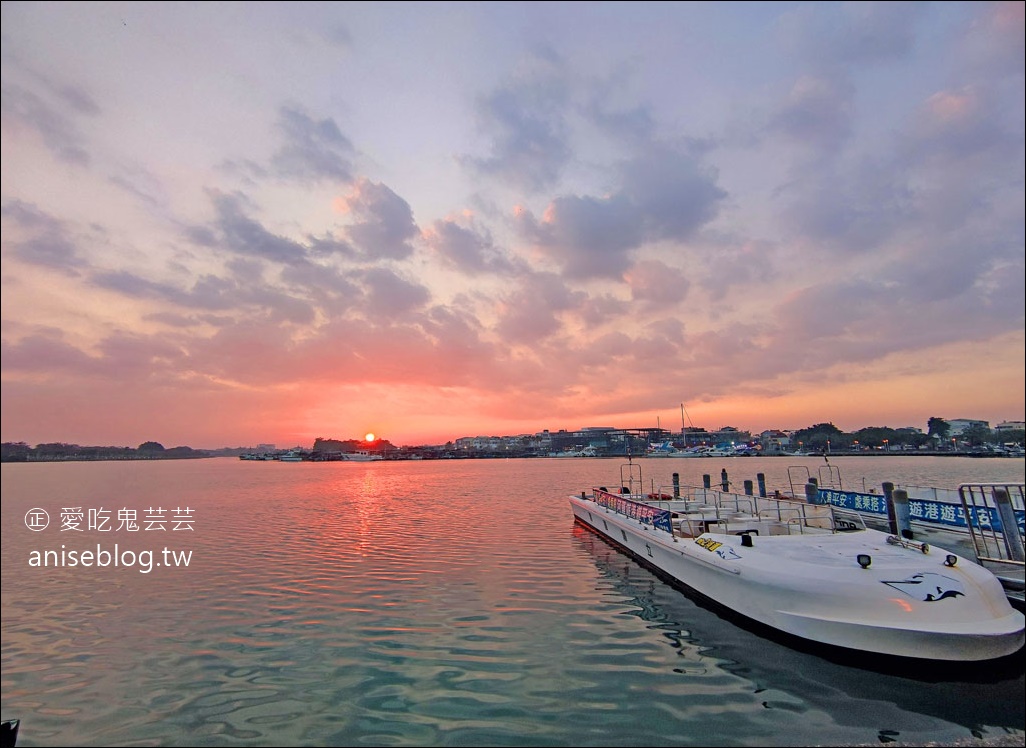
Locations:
0;334;98;375
143;311;210;328
424;218;517;275
305;232;355;259
618;146;727;242
278;261;360;309
887;224;1026;304
183;224;219;247
1;200;65;231
779;159;911;254
778;2;925;67
1;328;192;385
583;95;656;147
56;84;101;116
517;147;725;280
357;267;431;318
340;179;419;260
699;240;778;302
494;272;584;344
517;193;642;279
770;247;1025;372
108;165;169;209
463;47;572;192
575;293;630;329
775;79;1022;257
959;2;1026;79
768;74;855;151
832;2;923;63
0;80;93;165
906;85;1021;166
91;268;317;324
1;200;87;272
208;192;308;264
270;106;355;183
624;260;689;305
95;332;188;378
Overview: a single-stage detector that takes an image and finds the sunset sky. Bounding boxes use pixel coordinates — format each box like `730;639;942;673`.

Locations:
2;2;1023;449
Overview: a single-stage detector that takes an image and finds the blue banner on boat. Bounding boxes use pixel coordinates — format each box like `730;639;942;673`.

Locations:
817;489;1026;534
594;490;673;533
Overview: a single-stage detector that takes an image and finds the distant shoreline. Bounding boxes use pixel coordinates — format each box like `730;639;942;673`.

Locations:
3;450;1022;464
1;454;217;463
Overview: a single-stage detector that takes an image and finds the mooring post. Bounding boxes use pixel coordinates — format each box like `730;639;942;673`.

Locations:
757;473;767;498
672;472;680;499
892;488;912;539
805;482;821;505
703;474;711;489
882;481;896;535
744;479;753;496
721;468;729;492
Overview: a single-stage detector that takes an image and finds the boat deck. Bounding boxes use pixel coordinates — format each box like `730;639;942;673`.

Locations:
635;473;1026;610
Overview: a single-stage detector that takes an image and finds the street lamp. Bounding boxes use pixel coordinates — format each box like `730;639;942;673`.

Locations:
883;439;889;452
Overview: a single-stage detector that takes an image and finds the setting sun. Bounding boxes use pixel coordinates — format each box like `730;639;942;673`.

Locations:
364;433;376;442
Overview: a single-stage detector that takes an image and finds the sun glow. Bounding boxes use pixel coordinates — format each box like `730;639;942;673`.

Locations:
365;433;376;442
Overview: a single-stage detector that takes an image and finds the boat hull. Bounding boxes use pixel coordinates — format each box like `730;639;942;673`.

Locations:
569;494;1025;662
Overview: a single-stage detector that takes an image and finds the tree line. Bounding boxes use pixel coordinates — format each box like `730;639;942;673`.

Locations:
0;441;211;462
789;418;1024;452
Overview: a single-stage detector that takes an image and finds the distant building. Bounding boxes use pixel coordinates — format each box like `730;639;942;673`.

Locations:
759;430;791;454
995;421;1025;432
946;419;990;435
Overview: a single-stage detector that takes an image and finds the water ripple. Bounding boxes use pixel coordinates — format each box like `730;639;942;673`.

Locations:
2;458;1023;746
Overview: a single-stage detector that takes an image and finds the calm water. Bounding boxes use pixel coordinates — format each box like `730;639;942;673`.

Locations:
1;456;1024;747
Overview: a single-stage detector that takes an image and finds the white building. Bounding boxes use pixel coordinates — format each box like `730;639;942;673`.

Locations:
946;419;990;435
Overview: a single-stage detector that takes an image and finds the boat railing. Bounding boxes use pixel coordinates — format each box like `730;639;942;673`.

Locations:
597;466;900;539
896;483;963;504
958;483;1026;570
653;482;867;536
787;463;843;496
830;508;868;533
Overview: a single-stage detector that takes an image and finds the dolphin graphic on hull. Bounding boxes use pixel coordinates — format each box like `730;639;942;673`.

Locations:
882;572;965;602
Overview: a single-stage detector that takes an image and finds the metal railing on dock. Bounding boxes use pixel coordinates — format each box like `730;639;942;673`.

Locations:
958;483;1025;574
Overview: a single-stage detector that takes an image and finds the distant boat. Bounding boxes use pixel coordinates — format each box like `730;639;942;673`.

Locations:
645;441;687;457
278;450;304;462
550;446;599;457
645;441;732;458
568;458;1024;662
343;450;384;461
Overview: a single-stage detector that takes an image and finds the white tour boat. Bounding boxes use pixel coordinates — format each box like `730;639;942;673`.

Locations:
568;460;1024;662
343;450;385;461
